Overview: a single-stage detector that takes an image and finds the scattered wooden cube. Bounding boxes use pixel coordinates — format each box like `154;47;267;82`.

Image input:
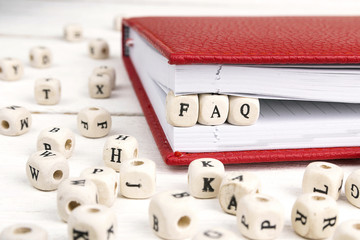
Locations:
92;66;116;89
88;73;111;99
166;91;198;127
227;96;260;126
333;219;360;240
29;46;52;68
89;39;109;59
77;107;112;138
34;78;61;105
63;23;82;42
0;105;32;136
345;169;360;208
0;58;24;81
0;223;48;240
291;193;338;239
198;94;229;125
193;227;237;240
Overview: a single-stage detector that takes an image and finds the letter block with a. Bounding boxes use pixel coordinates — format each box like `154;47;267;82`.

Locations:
29;46;52;68
103;134;139;171
188;158;225;199
77;107;112;138
333;219;360;240
166;91;198;127
26;150;69;191
67;204;117;240
345;169;360;208
89;39;109;59
291;193;338;239
88;73;111;99
120;158;156;199
0;223;48;240
34;78;61;105
237;193;284;240
227;96;260;126
0;105;32;136
149;190;198;240
198;94;229;126
0;58;24;81
80;166;119;207
219;171;261;215
302;161;344;200
57;178;98;222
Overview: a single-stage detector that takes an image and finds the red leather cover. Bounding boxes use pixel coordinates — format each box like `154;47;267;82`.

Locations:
123;16;360;65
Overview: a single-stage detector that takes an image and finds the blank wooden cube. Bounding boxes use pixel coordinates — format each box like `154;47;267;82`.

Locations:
198;94;229;126
80;166;119;207
291;193;338;239
88;73;111;99
89;39;109;59
34;78;61;105
120;158;156;199
227;96;260;126
37;126;75;159
103;134;139;171
29;46;52;68
77;107;112;138
219;172;261;215
0;105;32;136
237;193;284;240
26;150;69;191
333;219;360;240
0;58;24;81
113;15;122;31
0;223;48;240
92;66;116;89
67;204;117;240
166;91;198;127
302;161;344;200
345;169;360;208
57;177;98;222
188;158;225;199
193;228;237;239
149;190;198;240
64;24;82;42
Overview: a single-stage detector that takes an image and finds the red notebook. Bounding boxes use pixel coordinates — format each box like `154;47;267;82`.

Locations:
122;16;360;165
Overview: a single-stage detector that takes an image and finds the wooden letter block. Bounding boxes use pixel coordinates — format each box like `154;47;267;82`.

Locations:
80;166;119;207
29;46;52;68
0;223;48;240
120;158;156;199
237;193;284;240
198;94;229;125
26;150;69;191
63;23;82;42
302;161;344;200
166;91;198;127
77;107;112;138
291;193;338;239
227;96;260;126
113;15;122;31
149;190;198;239
0;58;24;81
89;73;111;99
345;169;360;208
333;219;360;240
57;178;98;222
188;158;225;199
37;126;75;159
0;105;32;136
219;171;261;215
89;39;109;59
92;66;116;89
34;78;61;105
193;228;237;239
103;134;139;171
68;204;117;240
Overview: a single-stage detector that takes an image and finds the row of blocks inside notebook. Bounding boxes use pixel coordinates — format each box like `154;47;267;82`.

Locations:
166;91;260;127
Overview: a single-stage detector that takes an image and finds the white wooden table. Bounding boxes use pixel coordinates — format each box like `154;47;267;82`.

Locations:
1;1;360;239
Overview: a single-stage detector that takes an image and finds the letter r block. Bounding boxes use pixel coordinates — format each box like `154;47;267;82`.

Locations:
166;91;198;127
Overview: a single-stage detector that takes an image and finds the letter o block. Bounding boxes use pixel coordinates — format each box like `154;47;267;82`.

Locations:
149;190;198;240
302;161;344;200
0;106;32;136
291;193;338;239
333;219;360;240
188;158;225;199
345;169;360;208
236;193;284;240
227;96;260;126
166;91;198;127
0;223;48;240
0;58;24;81
77;107;112;138
198;94;229;126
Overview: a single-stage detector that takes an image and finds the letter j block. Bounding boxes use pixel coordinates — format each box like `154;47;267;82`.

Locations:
166;91;198;127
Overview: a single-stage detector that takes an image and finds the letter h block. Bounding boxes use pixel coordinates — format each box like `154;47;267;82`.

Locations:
188;158;225;199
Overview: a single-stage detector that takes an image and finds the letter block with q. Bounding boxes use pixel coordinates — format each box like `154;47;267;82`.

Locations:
166;91;198;127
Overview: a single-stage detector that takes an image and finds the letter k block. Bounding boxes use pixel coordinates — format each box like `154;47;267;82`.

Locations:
166;91;199;127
